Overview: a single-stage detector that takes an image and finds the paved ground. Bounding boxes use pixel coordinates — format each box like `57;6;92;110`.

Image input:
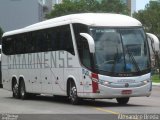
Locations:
0;86;160;120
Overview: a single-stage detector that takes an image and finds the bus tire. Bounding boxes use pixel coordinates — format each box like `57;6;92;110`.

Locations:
116;97;129;105
12;80;20;99
19;80;27;100
69;81;79;105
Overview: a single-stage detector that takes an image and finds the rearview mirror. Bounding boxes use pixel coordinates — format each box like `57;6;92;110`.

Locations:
147;33;160;52
80;33;95;53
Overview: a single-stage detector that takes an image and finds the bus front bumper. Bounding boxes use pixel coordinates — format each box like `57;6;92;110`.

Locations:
78;82;152;99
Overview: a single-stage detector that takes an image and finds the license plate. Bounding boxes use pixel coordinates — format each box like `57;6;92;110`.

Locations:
121;90;132;95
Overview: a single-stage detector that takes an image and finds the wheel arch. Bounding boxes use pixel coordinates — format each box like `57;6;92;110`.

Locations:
18;75;25;84
11;76;18;90
18;76;27;92
66;76;77;96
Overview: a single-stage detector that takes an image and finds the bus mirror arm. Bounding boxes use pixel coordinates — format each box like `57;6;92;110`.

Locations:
80;33;95;53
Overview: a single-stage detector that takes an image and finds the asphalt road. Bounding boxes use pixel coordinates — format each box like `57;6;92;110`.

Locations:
0;86;160;120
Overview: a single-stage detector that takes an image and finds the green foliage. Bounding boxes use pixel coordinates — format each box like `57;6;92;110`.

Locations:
100;0;129;14
152;74;160;83
46;0;129;19
133;1;160;38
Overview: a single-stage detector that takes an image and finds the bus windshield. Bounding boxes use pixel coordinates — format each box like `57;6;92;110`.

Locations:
90;27;150;75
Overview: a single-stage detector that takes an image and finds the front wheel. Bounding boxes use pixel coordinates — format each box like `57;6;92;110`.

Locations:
69;82;79;105
116;97;129;105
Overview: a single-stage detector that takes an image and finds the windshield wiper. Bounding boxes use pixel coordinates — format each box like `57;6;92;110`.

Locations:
125;46;140;72
111;48;119;73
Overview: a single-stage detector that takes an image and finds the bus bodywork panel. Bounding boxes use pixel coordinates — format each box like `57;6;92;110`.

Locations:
78;72;151;98
2;51;82;95
3;13;142;37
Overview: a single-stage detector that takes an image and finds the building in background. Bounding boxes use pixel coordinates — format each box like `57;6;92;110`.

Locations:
0;0;52;32
40;0;53;21
121;0;136;15
52;0;62;4
0;0;137;32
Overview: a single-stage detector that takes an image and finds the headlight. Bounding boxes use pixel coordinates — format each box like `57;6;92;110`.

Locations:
99;80;111;86
142;80;150;85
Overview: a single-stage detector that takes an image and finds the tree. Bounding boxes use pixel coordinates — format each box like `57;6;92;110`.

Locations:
133;1;160;77
133;1;160;38
0;27;3;44
46;0;129;19
100;0;129;14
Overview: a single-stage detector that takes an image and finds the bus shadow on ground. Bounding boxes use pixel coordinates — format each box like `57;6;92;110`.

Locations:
7;94;148;107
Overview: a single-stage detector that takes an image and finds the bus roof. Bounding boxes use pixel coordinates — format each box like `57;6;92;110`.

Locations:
3;13;142;37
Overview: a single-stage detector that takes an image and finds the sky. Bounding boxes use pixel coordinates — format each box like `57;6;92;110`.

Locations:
136;0;150;11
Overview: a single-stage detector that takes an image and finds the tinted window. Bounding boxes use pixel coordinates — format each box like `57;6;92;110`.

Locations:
73;24;91;68
2;25;75;55
56;25;75;54
2;37;15;55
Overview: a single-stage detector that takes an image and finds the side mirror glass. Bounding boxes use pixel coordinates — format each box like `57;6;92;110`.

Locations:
147;33;160;52
80;33;95;53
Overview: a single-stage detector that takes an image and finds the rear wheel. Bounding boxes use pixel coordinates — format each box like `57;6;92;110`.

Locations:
69;82;79;105
19;80;27;100
116;97;129;105
12;81;20;99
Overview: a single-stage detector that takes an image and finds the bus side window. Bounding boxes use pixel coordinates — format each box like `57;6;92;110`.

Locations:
15;35;23;54
39;30;50;52
36;30;44;52
56;27;62;50
22;34;27;54
73;23;91;69
27;32;34;53
50;28;57;51
79;37;91;68
64;26;75;55
56;25;75;55
3;37;15;55
46;29;52;51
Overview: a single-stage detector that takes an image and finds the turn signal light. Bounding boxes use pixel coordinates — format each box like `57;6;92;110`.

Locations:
91;73;99;93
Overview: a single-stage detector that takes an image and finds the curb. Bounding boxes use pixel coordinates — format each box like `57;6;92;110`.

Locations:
153;83;160;86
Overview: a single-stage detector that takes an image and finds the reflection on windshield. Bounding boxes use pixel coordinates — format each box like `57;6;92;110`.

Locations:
90;28;150;74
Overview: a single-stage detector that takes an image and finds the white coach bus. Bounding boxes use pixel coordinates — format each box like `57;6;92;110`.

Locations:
2;13;152;105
